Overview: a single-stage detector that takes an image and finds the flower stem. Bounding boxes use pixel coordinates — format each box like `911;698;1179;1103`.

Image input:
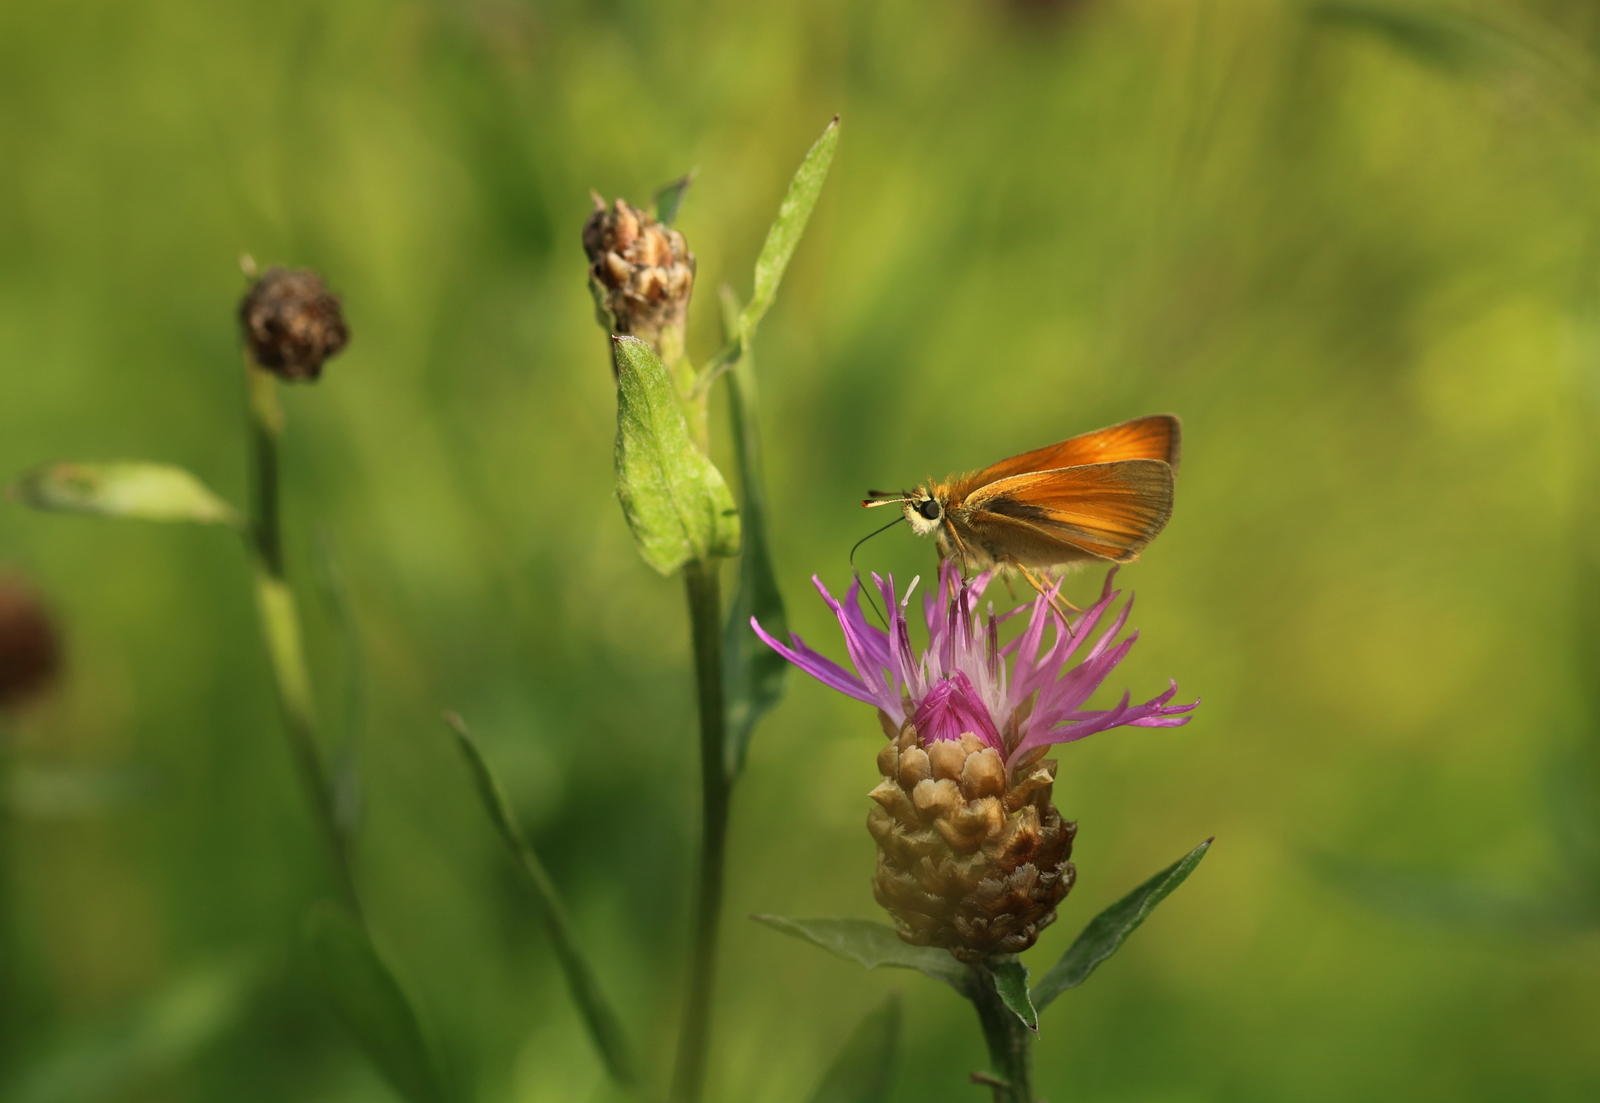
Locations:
246;360;362;916
670;557;730;1103
968;965;1037;1103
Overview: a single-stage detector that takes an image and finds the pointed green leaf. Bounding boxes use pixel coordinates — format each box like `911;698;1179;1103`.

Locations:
652;172;694;228
752;915;973;996
987;960;1036;1032
612;336;740;573
739;116;839;341
719;286;787;779
444;714;641;1090
1033;839;1212;1011
304;903;448;1103
8;462;242;527
806;994;902;1103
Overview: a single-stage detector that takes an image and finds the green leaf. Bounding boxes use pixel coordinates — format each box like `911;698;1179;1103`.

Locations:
8;462;242;527
739;116;840;341
719;286;788;779
987;960;1036;1032
751;915;973;996
304;903;448;1103
652;172;694;228
806;994;902;1103
612;336;740;573
444;713;642;1090
1032;839;1212;1011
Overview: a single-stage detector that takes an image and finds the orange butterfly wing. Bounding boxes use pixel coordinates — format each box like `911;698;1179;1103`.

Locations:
953;459;1175;566
955;415;1181;496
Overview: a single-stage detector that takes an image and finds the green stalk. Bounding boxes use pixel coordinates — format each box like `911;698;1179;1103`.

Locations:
447;713;643;1092
968;966;1036;1103
669;557;730;1103
246;360;362;916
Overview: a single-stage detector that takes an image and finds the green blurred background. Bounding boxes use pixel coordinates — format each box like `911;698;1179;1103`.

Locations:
3;0;1600;1099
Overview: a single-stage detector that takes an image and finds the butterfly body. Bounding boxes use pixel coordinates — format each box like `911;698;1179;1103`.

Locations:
877;415;1181;573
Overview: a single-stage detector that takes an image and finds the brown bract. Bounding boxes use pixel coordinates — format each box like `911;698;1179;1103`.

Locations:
582;196;695;354
239;267;350;382
0;577;60;711
869;720;1076;962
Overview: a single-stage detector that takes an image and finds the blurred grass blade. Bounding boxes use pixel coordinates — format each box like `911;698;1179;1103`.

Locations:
312;530;367;840
9;962;253;1103
719;286;788;779
805;994;902;1103
1032;839;1211;1011
445;713;643;1091
738;116;840;341
613;335;740;573
4;762;159;820
652;172;694;228
8;461;242;527
751;915;973;996
304;903;448;1103
1542;745;1600;891
986;961;1036;1032
1310;851;1592;933
1310;1;1593;97
1311;1;1514;73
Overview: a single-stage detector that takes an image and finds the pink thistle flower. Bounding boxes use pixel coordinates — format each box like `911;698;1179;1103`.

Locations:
753;563;1195;770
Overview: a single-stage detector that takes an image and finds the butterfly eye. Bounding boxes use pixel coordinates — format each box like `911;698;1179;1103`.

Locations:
918;499;942;520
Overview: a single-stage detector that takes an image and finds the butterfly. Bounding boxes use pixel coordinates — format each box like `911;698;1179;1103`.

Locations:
863;415;1180;591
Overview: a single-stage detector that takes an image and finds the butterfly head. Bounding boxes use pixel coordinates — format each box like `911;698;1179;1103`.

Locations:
903;488;944;536
862;485;944;535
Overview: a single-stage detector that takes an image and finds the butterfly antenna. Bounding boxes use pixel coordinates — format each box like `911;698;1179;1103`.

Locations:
849;516;905;630
857;570;889;629
850;514;906;569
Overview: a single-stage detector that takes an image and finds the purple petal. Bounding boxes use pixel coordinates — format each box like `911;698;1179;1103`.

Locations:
750;617;892;711
912;670;1004;752
1011;680;1198;763
816;577;899;710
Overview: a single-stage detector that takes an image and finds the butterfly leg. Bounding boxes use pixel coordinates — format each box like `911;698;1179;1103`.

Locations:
1015;563;1084;621
938;523;982;580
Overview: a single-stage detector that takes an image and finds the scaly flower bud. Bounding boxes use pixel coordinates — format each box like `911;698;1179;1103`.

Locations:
0;575;60;712
239;266;350;382
582;195;695;363
870;725;1076;960
756;564;1196;962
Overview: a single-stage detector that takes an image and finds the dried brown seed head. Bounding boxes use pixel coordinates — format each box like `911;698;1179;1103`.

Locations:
0;576;60;711
582;195;695;361
239;266;350;382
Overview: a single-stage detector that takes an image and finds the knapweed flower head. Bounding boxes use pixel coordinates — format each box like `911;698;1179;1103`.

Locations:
239;266;350;382
754;564;1195;961
582;195;695;362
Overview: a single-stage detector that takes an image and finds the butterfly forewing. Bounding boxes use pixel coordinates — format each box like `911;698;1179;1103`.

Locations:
951;415;1180;499
954;459;1174;565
